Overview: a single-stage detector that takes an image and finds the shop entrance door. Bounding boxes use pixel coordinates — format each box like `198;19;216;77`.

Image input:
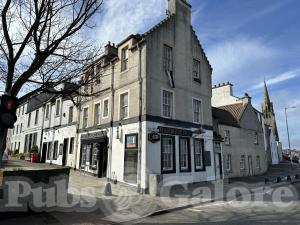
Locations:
124;134;138;184
97;143;108;178
124;149;138;184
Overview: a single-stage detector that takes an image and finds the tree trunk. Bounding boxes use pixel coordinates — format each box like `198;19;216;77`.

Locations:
0;126;8;168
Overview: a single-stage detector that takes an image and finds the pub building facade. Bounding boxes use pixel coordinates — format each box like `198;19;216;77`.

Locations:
77;0;216;193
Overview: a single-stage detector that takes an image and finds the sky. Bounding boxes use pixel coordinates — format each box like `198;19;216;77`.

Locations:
88;0;300;149
2;0;299;149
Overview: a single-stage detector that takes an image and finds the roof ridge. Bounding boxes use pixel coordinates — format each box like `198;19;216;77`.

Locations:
142;14;175;37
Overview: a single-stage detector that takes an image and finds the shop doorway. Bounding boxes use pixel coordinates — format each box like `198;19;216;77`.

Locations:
62;139;69;166
124;149;138;184
97;143;108;178
124;134;138;184
41;143;47;163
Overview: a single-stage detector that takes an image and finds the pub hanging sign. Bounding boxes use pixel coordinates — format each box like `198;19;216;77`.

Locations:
148;131;161;143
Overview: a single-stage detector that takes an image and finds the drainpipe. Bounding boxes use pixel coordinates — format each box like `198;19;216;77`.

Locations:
74;95;82;170
137;43;143;193
108;60;116;181
39;105;46;161
49;103;54;165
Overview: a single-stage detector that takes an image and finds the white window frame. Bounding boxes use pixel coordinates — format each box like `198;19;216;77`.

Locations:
163;44;173;72
121;46;129;71
224;130;231;145
161;88;175;119
102;98;109;119
27;112;31;128
254;132;258;144
256;155;260;169
193;59;201;79
119;90;130;120
179;137;190;172
34;109;39;125
192;97;203;124
194;139;204;171
94;102;101;126
226;154;232;172
68;106;74;123
161;135;175;173
45;104;50;120
82;107;89;129
55;99;61;116
240;155;245;170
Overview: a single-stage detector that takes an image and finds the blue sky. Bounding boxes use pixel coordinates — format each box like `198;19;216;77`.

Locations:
91;0;299;149
2;0;299;149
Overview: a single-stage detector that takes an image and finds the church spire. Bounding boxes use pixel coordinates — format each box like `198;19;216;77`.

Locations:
264;79;271;105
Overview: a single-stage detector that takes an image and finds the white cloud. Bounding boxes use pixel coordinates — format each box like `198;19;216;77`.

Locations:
250;69;300;90
94;0;165;45
207;36;278;81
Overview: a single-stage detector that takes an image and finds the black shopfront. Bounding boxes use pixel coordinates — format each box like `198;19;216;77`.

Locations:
80;132;108;178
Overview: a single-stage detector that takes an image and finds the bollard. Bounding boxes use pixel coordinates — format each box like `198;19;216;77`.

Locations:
104;183;112;196
287;175;292;182
276;177;282;183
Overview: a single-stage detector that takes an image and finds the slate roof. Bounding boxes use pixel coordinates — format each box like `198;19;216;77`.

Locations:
26;92;55;113
212;107;240;127
219;103;247;121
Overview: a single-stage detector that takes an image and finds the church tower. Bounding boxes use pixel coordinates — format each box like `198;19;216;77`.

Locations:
262;81;279;141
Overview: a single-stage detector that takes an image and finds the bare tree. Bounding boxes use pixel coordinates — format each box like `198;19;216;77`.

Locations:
0;0;104;166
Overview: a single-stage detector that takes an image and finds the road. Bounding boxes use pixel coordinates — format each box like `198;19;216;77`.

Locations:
130;182;300;225
1;161;300;224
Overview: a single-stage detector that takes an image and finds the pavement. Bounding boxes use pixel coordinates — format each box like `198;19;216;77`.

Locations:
1;159;300;224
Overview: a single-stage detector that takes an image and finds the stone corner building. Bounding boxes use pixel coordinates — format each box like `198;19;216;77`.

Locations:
212;83;268;178
77;0;215;193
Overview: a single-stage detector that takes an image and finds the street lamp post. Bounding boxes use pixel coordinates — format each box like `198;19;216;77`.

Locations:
285;106;296;169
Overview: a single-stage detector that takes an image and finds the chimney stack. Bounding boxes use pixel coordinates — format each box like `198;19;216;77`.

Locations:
168;0;191;22
242;92;252;105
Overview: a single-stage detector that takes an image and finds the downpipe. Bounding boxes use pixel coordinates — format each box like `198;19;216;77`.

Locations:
137;43;143;193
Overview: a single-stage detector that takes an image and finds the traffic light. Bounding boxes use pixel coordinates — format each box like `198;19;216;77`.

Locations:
0;94;19;128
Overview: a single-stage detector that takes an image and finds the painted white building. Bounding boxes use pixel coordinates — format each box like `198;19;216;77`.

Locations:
10;93;51;154
77;0;216;193
11;86;78;168
42;94;78;167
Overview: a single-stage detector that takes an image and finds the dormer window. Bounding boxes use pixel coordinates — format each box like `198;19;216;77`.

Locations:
121;47;128;71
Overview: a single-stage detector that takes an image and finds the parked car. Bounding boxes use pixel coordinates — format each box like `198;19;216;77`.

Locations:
283;154;290;161
292;156;299;163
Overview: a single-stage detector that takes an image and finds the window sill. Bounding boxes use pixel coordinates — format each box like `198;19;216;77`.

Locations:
120;68;129;74
180;169;192;173
161;115;173;120
161;170;176;174
193;78;201;84
195;168;206;172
